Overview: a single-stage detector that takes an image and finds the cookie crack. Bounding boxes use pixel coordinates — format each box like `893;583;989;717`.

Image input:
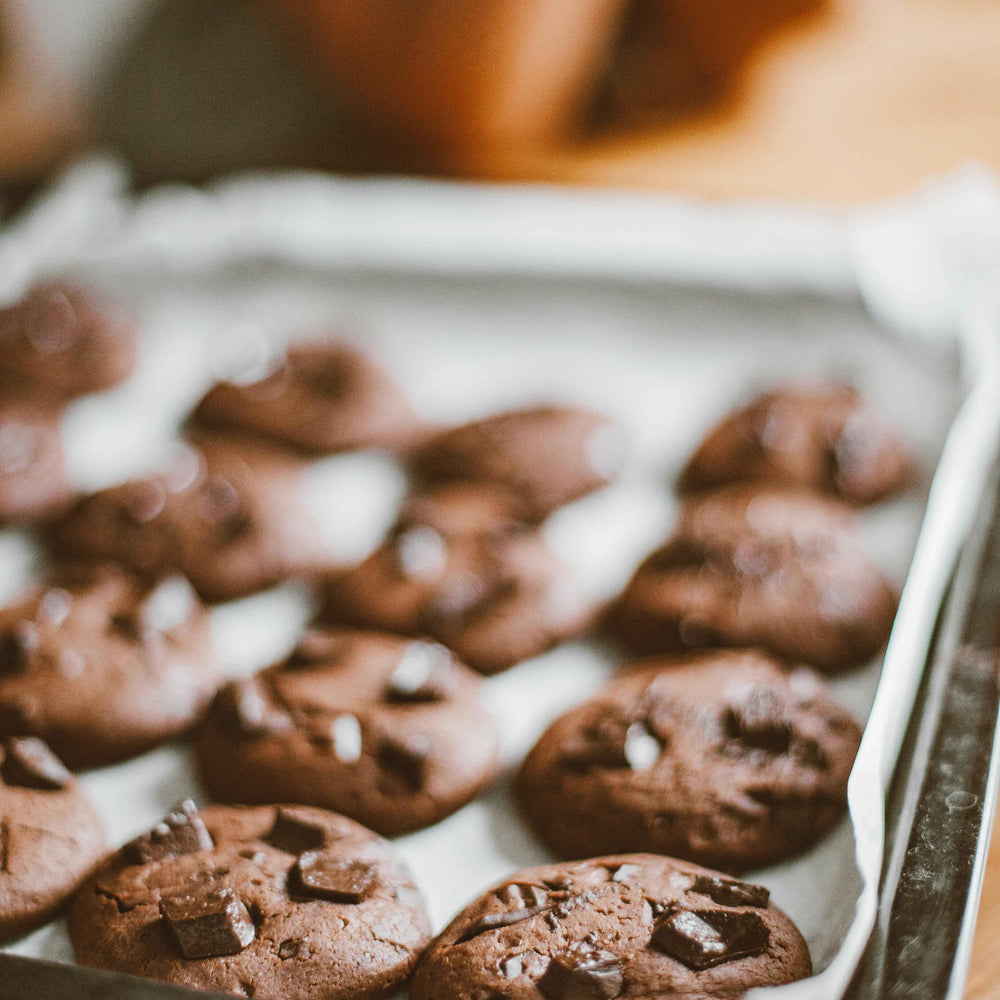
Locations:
94;884;139;914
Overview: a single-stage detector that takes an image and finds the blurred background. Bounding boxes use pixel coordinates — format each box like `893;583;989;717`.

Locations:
2;0;999;216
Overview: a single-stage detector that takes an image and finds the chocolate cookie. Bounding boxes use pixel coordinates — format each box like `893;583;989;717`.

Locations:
409;852;811;1000
516;651;861;870
0;737;105;941
191;338;420;454
197;628;500;835
610;486;897;671
69;802;431;1000
0;283;136;400
320;501;592;675
0;400;71;524
678;385;913;504
410;405;627;520
0;564;220;768
49;433;324;602
396;481;533;539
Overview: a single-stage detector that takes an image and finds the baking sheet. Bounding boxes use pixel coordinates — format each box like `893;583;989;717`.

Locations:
0;163;992;1000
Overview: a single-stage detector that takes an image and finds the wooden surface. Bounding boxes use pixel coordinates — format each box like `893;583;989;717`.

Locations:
964;822;1000;1000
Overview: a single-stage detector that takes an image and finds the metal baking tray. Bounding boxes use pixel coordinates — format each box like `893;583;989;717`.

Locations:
0;164;997;1000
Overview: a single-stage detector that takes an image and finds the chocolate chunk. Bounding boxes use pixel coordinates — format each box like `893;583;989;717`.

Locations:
562;715;661;772
141;576;196;633
265;810;326;855
327;713;363;761
198;476;240;522
385;641;455;703
423;570;504;626
37;588;72;627
216;510;253;546
651;908;769;970
690;875;770;909
0;624;37;674
377;734;431;789
309;363;346;398
538;944;624;999
623;722;662;770
2;737;72;790
294;852;378;903
216;679;292;739
793;736;830;770
109;612;146;642
725;688;792;753
278;938;304;959
126;800;213;864
160;887;255;959
498;883;549;909
457;904;551;943
611;864;641;883
647;538;709;573
393;526;448;582
121;480;166;523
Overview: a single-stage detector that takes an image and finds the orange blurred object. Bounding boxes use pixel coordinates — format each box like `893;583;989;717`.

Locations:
603;0;826;121
0;0;85;184
259;0;632;157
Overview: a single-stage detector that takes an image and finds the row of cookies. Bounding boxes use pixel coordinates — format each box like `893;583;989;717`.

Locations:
512;384;911;869
0;283;913;999
0;285;136;524
1;765;813;1000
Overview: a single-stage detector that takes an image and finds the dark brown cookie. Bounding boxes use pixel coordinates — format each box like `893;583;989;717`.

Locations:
197;628;501;836
320;501;592;674
0;736;105;941
68;802;431;1000
410;405;627;520
610;486;898;672
409;852;811;1000
0;283;136;401
516;651;861;871
396;481;533;539
48;433;325;603
678;385;913;504
0;400;71;524
0;564;220;768
191;338;420;454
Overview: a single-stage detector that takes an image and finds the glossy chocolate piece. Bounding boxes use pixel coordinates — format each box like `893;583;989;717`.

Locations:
294;853;378;903
126;801;213;864
1;737;71;790
160;887;255;959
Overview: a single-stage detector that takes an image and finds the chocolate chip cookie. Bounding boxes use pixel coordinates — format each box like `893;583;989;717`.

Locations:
409;853;811;1000
320;505;592;674
0;400;71;524
678;385;913;504
69;802;432;1000
0;283;136;401
410;405;627;520
0;737;105;941
396;481;533;539
191;338;421;454
516;651;861;870
197;628;500;836
49;433;324;602
0;564;220;768
611;486;897;672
